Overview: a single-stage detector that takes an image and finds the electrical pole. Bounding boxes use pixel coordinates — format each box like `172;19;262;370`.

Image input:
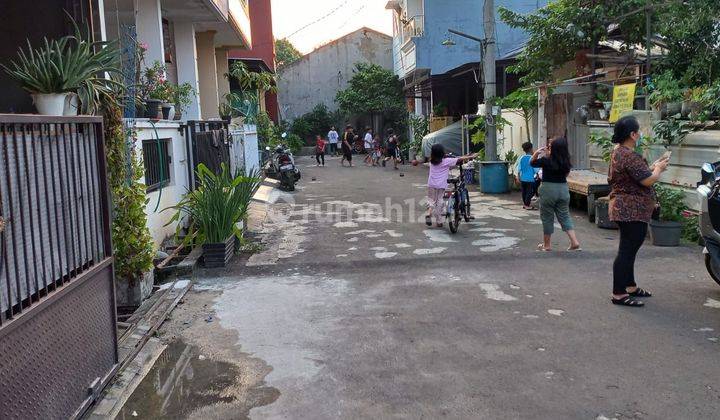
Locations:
483;0;497;161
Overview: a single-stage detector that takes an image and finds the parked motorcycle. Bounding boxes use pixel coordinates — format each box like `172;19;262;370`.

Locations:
265;144;301;191
698;161;720;285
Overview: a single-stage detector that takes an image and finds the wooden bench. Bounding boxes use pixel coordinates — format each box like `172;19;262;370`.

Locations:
567;169;611;222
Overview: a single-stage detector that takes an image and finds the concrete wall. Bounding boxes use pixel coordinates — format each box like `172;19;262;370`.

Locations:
277;28;392;121
130;121;189;248
587;114;720;210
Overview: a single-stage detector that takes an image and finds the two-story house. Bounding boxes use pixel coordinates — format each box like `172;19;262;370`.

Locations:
386;0;546;118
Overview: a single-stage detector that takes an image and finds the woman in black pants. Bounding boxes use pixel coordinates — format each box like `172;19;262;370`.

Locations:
608;116;669;307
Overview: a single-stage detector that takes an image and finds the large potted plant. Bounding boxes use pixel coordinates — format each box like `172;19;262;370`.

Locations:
650;184;686;247
3;25;120;116
168;164;260;268
141;61;167;119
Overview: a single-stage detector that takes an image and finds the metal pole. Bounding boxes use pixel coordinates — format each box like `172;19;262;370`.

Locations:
645;1;652;110
483;0;497;161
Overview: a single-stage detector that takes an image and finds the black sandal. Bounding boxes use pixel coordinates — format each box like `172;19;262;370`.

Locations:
611;296;644;307
628;288;652;298
425;215;432;227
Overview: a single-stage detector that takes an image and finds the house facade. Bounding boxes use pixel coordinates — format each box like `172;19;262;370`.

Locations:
0;2;253;417
385;0;546;117
229;0;280;122
277;28;393;122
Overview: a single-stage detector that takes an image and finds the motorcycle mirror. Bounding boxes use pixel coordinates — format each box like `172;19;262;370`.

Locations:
701;162;716;185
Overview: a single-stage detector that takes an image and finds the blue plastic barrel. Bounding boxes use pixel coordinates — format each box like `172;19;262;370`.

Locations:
479;161;510;193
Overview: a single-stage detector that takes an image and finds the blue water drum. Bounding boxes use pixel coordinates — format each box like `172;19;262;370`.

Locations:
479;161;510;193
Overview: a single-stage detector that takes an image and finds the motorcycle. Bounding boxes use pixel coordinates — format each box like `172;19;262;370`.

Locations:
265;144;301;191
698;161;720;285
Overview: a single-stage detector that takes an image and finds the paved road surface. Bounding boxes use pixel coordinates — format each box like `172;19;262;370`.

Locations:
120;156;720;420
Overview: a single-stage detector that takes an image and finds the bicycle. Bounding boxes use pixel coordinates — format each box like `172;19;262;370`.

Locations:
445;161;472;234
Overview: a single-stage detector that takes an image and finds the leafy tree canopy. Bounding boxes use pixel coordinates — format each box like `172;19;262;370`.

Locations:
275;39;302;69
335;63;406;117
499;0;670;85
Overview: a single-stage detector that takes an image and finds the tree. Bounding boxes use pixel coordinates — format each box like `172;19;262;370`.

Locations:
499;0;667;85
336;63;406;132
275;39;302;69
655;0;720;86
500;89;537;142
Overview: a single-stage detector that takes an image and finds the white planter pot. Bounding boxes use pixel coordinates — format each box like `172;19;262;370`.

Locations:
63;93;79;116
32;93;68;116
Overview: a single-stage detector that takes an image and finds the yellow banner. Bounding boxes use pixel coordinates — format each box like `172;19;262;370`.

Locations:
609;83;637;123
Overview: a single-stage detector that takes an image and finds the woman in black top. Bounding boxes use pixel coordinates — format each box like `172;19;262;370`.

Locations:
530;137;581;251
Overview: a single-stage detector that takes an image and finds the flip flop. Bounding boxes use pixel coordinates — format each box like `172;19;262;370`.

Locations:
567;245;582;252
628;287;652;298
537;243;551;252
611;296;644;307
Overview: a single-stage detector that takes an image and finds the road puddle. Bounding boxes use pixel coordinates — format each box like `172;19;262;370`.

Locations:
117;340;279;419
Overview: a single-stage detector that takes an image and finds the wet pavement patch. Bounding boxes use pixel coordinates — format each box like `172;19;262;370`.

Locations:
118;340;279;419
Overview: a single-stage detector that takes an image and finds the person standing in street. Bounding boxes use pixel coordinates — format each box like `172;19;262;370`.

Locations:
530;137;581;252
315;135;326;167
327;126;339;156
608;116;669;307
363;127;374;165
383;129;399;170
516;141;540;210
340;125;354;167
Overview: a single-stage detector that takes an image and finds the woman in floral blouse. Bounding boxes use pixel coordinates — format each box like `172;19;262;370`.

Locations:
608;116;669;307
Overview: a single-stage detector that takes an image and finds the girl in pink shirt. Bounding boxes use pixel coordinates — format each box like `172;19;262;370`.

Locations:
426;144;477;227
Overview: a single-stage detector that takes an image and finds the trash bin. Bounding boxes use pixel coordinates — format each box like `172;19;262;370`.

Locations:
479;161;510;193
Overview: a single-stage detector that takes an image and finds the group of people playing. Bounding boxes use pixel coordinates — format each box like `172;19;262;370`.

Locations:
425;115;669;308
314;126;401;170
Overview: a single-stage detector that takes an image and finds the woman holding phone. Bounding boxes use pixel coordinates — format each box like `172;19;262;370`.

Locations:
608;116;669;307
530;137;581;252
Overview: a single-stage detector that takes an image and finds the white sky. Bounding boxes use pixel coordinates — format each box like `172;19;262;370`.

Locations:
271;0;394;54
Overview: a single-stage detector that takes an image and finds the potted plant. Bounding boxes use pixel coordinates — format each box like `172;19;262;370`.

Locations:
3;27;120;116
587;131;618;228
648;72;683;119
173;82;195;120
141;61;167;119
650;184;686;246
167;164;260;268
700;81;720;124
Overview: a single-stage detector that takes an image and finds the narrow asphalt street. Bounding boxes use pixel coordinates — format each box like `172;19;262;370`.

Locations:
120;155;720;419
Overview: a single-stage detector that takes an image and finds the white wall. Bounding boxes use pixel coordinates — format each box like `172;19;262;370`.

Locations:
229;125;260;176
277;29;393;121
497;108;536;159
130;120;189;247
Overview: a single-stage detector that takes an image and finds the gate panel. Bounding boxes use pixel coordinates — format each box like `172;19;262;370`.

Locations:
0;115;116;420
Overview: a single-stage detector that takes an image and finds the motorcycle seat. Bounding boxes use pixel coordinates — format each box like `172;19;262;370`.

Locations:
447;178;460;185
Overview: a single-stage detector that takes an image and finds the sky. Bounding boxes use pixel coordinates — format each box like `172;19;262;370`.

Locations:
271;0;394;54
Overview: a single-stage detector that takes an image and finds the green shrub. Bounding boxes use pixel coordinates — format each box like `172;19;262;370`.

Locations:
103;102;154;284
166;164;260;244
654;184;687;223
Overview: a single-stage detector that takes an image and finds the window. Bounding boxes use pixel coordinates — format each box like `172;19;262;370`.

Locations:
142;138;172;192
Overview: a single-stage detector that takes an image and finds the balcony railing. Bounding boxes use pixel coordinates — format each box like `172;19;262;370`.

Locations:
402;15;425;40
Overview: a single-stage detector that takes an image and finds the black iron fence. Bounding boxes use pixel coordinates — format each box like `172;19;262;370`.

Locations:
0;115;117;419
184;120;230;188
0;116;111;324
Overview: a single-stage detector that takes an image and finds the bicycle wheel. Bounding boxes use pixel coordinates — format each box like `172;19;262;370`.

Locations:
448;194;460;233
463;189;471;222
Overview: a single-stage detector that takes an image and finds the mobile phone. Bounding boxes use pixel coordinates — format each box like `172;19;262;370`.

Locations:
662;150;672;160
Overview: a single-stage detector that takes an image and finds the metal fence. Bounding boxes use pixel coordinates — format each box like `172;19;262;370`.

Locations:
0;115;117;419
0;116;111;322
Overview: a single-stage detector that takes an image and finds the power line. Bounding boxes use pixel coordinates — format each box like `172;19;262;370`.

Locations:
284;0;354;40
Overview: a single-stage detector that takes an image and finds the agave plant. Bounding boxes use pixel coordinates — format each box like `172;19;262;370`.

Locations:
166;164;260;245
2;16;122;114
